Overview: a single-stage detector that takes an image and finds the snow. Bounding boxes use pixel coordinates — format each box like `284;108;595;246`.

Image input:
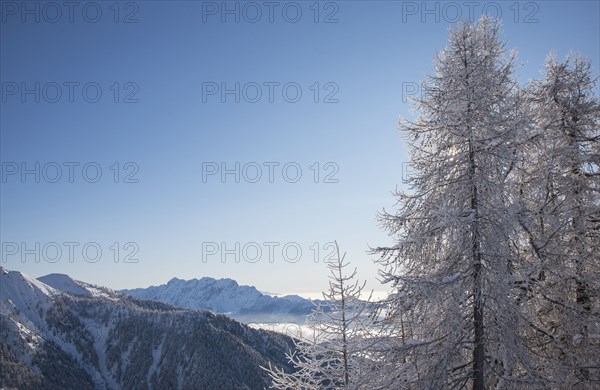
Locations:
37;272;119;300
405;339;426;346
146;335;165;386
0;266;57;328
120;276;317;323
37;273;92;297
440;273;461;284
84;285;115;299
1;266;297;389
12;316;42;351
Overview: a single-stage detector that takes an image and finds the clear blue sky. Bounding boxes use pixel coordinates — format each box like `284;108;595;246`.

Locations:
1;0;599;295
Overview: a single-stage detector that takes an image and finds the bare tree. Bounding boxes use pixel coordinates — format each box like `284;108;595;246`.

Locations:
265;242;377;389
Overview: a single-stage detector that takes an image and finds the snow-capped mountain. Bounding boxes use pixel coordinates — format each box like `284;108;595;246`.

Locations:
120;276;319;324
37;273;94;297
0;266;294;389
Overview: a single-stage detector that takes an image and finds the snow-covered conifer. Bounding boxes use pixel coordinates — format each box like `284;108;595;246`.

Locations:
373;17;536;388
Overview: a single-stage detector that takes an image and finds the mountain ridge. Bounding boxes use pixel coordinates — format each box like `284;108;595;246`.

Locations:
0;266;295;389
119;275;319;324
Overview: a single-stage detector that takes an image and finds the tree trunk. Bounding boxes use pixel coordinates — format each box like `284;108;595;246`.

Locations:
469;139;485;390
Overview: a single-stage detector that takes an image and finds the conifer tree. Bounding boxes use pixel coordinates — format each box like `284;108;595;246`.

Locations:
374;18;535;388
518;53;600;386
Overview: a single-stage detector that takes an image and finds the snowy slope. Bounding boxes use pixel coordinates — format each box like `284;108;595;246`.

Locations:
37;273;92;297
0;267;296;390
0;266;56;329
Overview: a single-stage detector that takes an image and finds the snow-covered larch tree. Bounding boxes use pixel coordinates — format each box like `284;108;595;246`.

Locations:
373;17;537;389
518;53;600;386
265;242;377;389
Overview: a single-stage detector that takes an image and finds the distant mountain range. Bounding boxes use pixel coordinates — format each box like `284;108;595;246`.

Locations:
0;267;295;389
120;277;321;324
